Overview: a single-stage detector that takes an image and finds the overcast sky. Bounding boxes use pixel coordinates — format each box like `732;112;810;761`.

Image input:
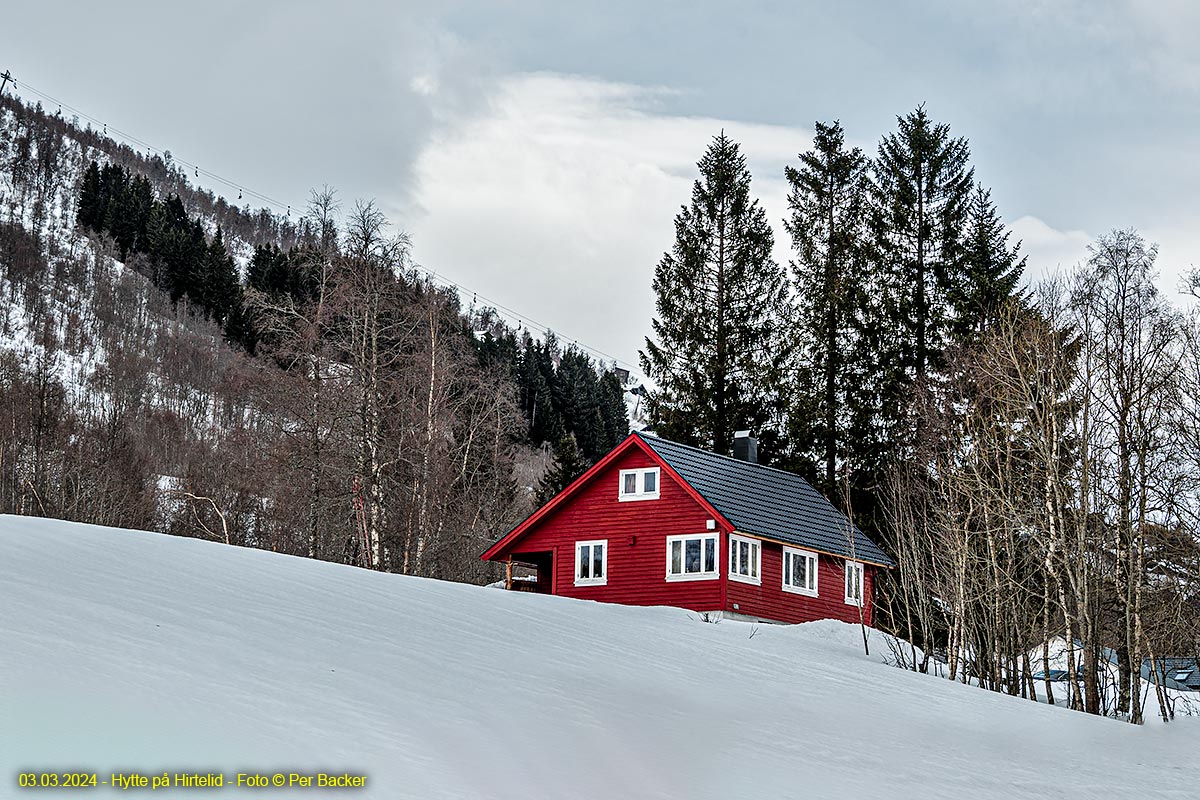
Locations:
7;1;1200;371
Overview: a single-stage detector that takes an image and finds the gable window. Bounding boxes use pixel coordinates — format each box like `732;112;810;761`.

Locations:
666;533;718;581
618;467;660;501
845;560;864;606
575;540;607;586
783;547;818;597
728;534;761;585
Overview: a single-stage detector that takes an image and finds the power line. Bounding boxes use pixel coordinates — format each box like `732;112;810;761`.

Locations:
3;68;646;379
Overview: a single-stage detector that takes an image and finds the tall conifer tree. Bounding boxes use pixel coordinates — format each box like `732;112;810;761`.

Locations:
76;161;102;230
784;120;870;493
641;132;791;458
949;184;1026;339
201;227;240;325
871;105;974;388
861;105;975;478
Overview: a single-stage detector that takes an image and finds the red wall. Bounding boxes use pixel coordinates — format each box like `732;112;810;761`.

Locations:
505;442;877;625
510;447;724;613
724;541;874;626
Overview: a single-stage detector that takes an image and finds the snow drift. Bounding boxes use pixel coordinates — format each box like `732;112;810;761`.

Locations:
1;515;1196;798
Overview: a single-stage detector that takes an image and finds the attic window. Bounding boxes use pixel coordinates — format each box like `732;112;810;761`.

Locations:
1174;670;1193;682
729;534;760;585
618;467;660;501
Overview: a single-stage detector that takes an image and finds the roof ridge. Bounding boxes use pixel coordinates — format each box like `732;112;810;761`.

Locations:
635;431;816;481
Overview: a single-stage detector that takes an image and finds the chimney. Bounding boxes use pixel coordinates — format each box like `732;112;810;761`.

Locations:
733;430;757;464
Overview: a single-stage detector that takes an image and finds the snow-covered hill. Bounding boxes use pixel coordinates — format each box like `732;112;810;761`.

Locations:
2;516;1196;799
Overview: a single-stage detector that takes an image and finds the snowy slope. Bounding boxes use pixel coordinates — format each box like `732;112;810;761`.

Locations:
1;516;1197;799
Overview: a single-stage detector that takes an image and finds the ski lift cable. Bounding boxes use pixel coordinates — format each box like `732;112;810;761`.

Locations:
420;268;639;374
6;75;291;212
5;70;645;379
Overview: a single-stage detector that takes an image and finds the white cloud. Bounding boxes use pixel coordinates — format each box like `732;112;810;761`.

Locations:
1010;215;1092;280
1011;215;1200;307
406;72;1199;376
407;73;811;371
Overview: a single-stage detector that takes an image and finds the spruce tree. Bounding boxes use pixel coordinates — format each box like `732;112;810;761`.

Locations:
597;370;630;449
98;164;128;245
784;120;870;493
201;227;240;324
871;105;974;387
555;348;605;461
949;184;1026;339
536;434;590;503
76;161;102;231
145;194;191;298
518;334;563;445
640;132;791;458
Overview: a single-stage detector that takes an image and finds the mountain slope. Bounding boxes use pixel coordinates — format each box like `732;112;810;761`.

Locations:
1;515;1196;799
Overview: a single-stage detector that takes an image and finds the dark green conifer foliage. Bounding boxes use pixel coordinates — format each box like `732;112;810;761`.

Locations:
871;105;974;387
640;131;791;459
536;434;590;504
597;371;629;449
77;161;102;230
519;334;563;446
949;184;1026;339
784;120;870;494
201;227;240;325
555;348;604;460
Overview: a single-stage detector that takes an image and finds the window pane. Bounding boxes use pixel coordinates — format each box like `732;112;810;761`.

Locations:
705;537;715;572
642;470;656;493
579;545;590;579
795;556;804;588
751;544;758;578
671;540;682;574
807;557;815;590
593;544;604;578
685;539;701;572
623;473;637;494
738;541;749;575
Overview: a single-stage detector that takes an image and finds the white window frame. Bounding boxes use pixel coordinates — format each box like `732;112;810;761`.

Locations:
728;534;761;585
574;539;608;586
665;533;719;581
618;467;661;501
845;560;864;606
782;546;819;597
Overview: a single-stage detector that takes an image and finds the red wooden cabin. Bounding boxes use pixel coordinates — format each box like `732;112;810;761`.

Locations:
482;431;893;625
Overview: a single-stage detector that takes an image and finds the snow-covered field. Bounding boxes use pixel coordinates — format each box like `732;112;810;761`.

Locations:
2;515;1197;799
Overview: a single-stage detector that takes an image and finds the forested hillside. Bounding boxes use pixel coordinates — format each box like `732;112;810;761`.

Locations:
0;94;628;583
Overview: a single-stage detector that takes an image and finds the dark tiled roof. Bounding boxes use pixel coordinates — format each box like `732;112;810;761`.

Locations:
1143;658;1200;691
638;433;895;567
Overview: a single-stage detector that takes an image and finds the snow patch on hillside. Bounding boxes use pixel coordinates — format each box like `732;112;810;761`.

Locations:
2;516;1197;799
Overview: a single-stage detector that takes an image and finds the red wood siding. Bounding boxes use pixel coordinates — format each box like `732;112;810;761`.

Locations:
725;539;874;626
509;448;725;613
